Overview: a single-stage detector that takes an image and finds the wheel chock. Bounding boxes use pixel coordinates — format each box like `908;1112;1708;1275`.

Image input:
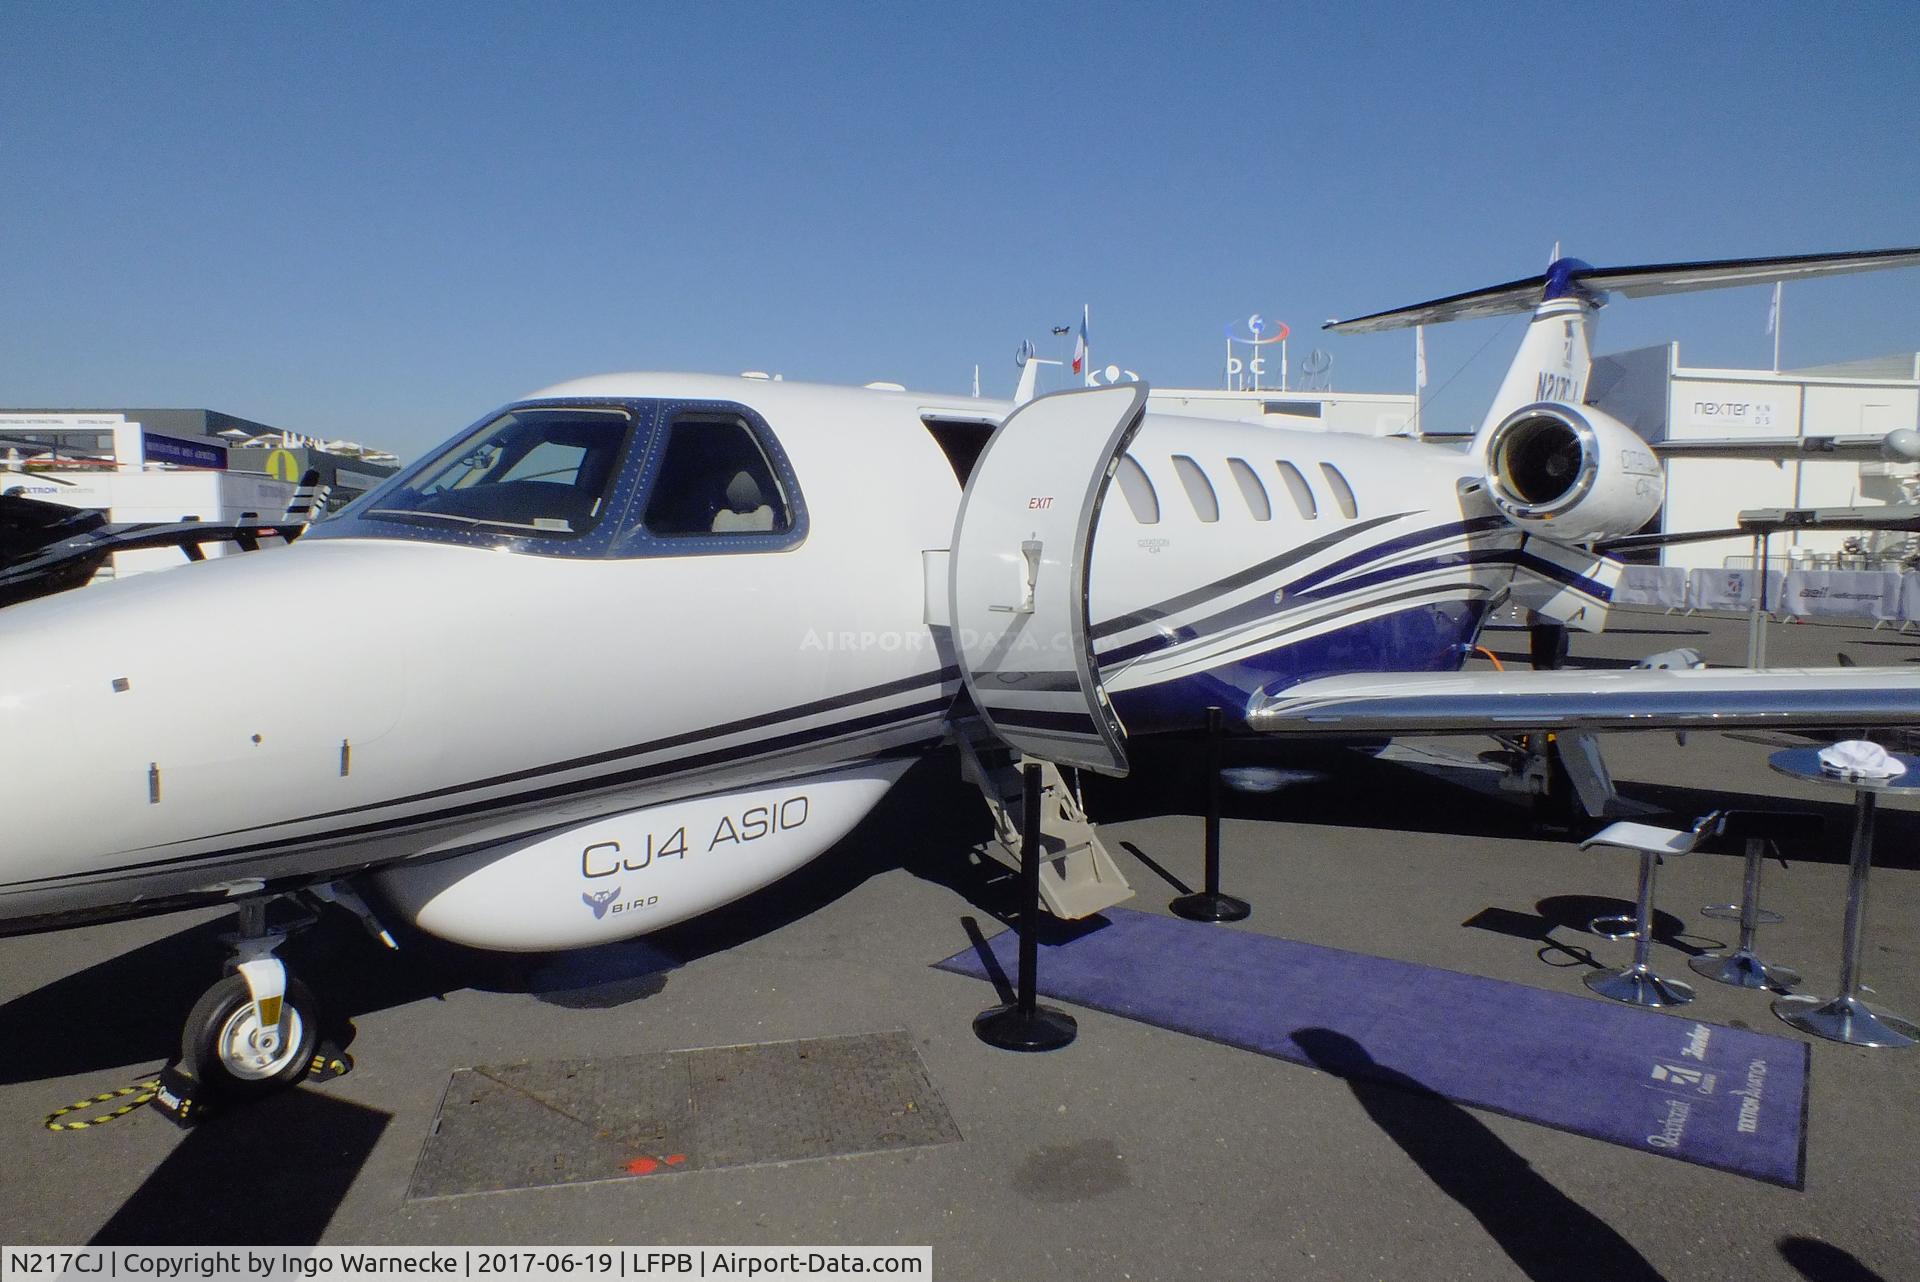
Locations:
148;1063;209;1128
147;1037;354;1128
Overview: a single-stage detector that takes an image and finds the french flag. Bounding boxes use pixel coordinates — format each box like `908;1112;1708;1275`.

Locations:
1072;305;1088;378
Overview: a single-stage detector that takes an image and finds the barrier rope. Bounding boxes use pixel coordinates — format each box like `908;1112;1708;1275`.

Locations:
44;1077;161;1132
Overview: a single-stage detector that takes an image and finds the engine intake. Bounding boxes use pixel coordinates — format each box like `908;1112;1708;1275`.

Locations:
1483;403;1663;542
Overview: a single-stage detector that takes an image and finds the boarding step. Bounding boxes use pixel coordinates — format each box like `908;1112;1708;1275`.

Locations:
954;727;1133;920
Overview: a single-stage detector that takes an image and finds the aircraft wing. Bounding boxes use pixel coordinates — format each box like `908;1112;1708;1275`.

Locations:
1245;667;1920;736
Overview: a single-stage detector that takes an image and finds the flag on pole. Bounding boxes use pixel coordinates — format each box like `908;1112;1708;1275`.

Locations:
1072;305;1089;382
1415;324;1428;390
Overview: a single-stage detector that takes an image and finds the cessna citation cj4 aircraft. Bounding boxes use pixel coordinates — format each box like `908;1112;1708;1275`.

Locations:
5;246;1920;1104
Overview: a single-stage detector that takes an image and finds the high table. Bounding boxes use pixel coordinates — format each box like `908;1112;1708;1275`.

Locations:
1767;747;1920;1048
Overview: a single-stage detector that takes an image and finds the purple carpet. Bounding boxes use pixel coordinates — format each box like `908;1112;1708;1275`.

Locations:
936;908;1808;1188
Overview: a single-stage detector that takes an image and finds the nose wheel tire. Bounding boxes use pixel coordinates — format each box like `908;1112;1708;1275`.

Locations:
181;973;319;1099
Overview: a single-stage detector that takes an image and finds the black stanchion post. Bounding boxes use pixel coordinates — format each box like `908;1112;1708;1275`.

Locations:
974;761;1078;1051
1171;707;1252;922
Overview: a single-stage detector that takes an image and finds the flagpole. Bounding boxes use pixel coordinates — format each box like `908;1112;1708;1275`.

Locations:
1414;324;1427;433
1771;282;1783;373
1083;303;1092;387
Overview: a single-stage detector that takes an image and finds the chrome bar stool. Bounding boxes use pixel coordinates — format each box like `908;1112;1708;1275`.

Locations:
1581;812;1722;1008
1689;809;1820;990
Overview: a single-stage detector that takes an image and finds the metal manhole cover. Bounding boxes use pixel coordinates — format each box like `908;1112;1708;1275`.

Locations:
409;1029;960;1199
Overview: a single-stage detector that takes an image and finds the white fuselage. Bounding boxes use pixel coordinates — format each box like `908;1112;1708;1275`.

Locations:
0;373;1507;930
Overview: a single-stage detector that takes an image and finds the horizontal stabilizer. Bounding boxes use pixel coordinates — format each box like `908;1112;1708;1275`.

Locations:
1247;666;1920;736
1328;246;1920;334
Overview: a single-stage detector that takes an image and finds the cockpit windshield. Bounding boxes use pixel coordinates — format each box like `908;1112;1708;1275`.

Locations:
360;406;633;538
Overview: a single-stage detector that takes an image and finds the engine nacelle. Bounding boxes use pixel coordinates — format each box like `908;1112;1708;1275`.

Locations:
1482;403;1664;543
370;761;909;951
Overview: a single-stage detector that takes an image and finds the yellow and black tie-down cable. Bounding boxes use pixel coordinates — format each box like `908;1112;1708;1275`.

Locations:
46;1051;352;1132
44;1078;161;1132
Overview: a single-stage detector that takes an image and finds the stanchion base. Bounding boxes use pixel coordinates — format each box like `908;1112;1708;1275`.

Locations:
1689;949;1799;991
1773;993;1918;1048
1585;966;1694;1008
974;1003;1078;1052
1170;892;1251;922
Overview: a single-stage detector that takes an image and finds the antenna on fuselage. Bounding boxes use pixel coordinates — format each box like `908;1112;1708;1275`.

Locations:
1012;339;1063;406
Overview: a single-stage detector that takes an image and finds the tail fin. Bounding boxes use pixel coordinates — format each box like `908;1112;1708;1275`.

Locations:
1327;245;1920;459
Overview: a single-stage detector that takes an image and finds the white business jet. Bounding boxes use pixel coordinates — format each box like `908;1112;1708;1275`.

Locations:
4;247;1919;1103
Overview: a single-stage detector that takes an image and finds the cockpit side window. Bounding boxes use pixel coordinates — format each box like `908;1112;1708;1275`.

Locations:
309;395;807;559
641;414;792;537
361;406;632;539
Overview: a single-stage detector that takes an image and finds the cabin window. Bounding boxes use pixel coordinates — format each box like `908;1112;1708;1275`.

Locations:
1114;454;1159;524
643;414;792;536
1171;455;1220;523
1227;457;1270;521
1274;460;1317;519
1320;463;1359;519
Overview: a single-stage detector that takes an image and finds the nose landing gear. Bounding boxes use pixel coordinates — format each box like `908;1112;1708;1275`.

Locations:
151;889;374;1124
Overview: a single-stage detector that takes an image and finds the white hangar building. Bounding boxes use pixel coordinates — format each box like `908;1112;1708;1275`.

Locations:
1589;346;1920;570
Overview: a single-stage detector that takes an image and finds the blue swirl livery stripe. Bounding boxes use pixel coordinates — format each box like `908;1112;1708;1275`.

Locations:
1096;516;1514;668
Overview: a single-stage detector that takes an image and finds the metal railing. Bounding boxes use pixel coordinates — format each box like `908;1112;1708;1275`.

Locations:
1722;553;1910;573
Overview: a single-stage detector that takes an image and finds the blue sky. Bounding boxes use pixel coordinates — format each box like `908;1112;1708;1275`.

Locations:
3;3;1917;455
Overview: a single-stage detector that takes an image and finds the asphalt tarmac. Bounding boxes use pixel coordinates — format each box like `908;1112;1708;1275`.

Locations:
2;610;1916;1281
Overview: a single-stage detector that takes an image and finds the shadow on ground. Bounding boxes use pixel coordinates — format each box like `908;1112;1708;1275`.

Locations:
1292;1027;1667;1282
89;1088;390;1245
1082;737;1915;870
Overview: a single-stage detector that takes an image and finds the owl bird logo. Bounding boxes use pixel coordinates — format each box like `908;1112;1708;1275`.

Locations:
583;886;621;919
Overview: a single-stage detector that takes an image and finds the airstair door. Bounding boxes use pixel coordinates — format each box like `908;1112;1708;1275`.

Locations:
949;383;1148;775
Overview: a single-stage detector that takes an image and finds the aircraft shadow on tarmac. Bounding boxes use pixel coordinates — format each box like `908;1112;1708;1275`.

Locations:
88;1088;391;1246
1082;737;1916;871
